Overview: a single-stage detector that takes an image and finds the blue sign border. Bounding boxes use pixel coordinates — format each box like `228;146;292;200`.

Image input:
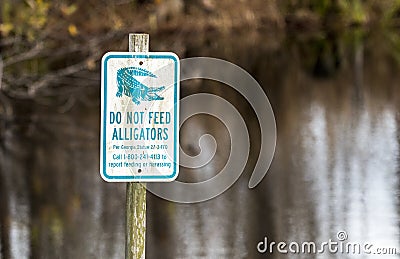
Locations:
101;53;179;181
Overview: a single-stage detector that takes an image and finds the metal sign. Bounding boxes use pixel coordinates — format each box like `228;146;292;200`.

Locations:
100;52;179;182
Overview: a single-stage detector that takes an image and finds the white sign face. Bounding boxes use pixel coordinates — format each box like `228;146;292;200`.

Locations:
100;52;179;182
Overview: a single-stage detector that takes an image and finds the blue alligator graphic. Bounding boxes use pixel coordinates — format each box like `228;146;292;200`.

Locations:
116;67;165;105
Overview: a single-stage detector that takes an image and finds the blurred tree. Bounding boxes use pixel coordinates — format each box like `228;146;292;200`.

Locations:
1;0;400;99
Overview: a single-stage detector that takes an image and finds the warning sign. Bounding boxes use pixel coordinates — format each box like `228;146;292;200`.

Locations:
100;52;179;182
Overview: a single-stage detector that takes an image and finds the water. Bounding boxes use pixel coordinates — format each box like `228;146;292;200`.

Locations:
1;31;399;258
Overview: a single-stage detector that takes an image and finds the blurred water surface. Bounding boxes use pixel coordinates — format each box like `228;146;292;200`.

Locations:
0;30;399;258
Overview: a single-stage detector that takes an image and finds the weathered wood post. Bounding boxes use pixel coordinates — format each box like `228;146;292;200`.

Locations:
126;33;148;259
101;32;178;258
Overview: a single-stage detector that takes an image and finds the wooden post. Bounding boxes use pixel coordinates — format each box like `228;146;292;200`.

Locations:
126;33;148;259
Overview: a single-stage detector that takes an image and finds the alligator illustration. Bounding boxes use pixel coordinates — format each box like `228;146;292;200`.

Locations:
116;67;165;105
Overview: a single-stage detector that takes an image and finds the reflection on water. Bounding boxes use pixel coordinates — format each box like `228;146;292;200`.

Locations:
0;103;125;258
1;31;400;258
